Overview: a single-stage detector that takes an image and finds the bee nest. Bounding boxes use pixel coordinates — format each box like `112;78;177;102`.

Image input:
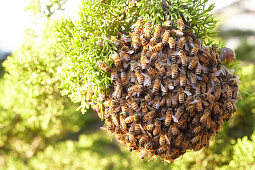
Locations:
95;18;239;163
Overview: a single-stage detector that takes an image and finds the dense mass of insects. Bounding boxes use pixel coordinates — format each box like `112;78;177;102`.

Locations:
94;18;239;163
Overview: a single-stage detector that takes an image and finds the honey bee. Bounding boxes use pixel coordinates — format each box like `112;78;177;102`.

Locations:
196;83;201;95
211;75;220;86
145;120;154;131
188;56;199;70
224;83;232;98
143;21;152;40
142;114;150;123
180;50;187;67
152;96;161;109
142;73;152;87
120;98;128;115
151;43;163;53
177;37;186;50
166;96;172;107
155;62;166;75
139;134;149;147
173;106;184;123
111;112;119;126
191;135;200;144
152;77;161;94
200;109;210;124
161;84;168;96
129;131;136;143
170;125;179;136
131;32;141;51
187;104;196;117
157;145;168;154
111;68;118;82
148;66;158;77
120;114;127;132
175;133;184;146
134;18;144;34
196;96;203;112
111;53;121;68
191;42;200;56
105;115;115;133
177;18;185;31
171;29;184;37
159;134;166;145
125;115;135;124
189;72;196;85
97;61;110;72
141;99;148;115
135;67;144;85
115;126;125;143
201;82;207;93
126;96;139;112
144;141;154;150
226;100;233;111
192;125;202;134
153;119;161;136
178;88;185;104
214;85;221;100
171;63;178;79
120;51;131;62
153;24;162;39
211;46;219;64
120;69;128;85
140;54;149;70
150;52;159;62
164;108;173;126
113;83;122;99
163;20;172;28
168;37;175;49
162;30;170;45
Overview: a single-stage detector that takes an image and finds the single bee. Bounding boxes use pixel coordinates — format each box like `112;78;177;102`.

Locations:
211;75;220;86
111;68;118;82
153;119;161;136
120;97;128;115
178;88;185;104
142;114;150;123
161;84;168;96
177;18;185;31
143;21;152;40
159;134;166;145
157;145;168;154
128;85;138;96
135;67;144;85
171;63;178;79
168;37;175;49
126;96;139;112
97;61;110;72
170;125;179;136
191;42;200;56
120;114;127;132
142;73;152;87
152;96;160;109
152;77;161;94
196;83;201;95
140;54;149;70
125;115;135;124
166;96;172;107
164;108;173;126
224;83;232;98
129;131;136;144
171;29;184;37
214;85;221;100
162;30;170;45
195;62;202;75
196;96;203;112
177;37;186;50
191;135;200;144
188;56;199;70
187;104;196;117
192;125;202;134
163;20;172;28
200;109;210;124
173;106;184;123
111;112;119;126
226;100;233;111
155;62;166;75
211;46;219;64
113;83;122;99
120;69;128;85
120;51;130;62
134;18;144;34
150;52;159;62
141;99;148;115
115;126;125;143
111;53;121;68
151;43;163;53
180;50;187;67
131;32;141;51
145;120;154;131
145;94;153;104
189;72;196;85
153;24;162;39
148;66;158;77
201;82;207;93
139;134;149;147
175;133;184;146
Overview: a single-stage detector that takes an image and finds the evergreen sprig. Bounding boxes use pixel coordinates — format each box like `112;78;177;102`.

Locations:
54;0;220;113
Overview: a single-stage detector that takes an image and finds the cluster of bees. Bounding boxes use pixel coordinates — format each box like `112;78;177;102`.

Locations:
95;18;239;163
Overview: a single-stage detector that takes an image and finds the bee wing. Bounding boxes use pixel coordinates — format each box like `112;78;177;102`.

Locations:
165;135;171;145
161;83;167;93
142;73;151;86
172;115;179;123
184;90;192;96
189;99;198;105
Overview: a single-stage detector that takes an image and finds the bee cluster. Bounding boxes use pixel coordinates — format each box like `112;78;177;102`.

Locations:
96;18;239;163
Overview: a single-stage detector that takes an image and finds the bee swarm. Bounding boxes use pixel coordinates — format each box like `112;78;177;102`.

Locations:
95;18;239;163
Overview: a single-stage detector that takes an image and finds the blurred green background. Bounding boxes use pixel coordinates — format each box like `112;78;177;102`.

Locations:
1;0;255;169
